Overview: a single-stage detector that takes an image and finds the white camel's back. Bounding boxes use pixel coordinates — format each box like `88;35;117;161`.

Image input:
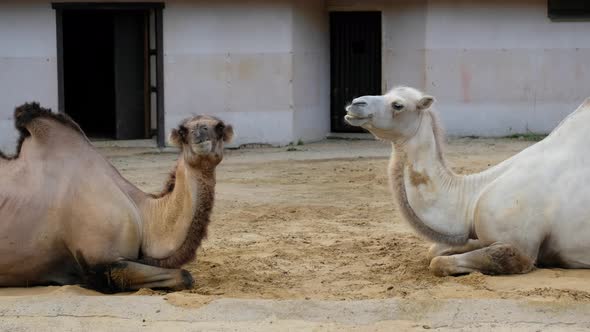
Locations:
484;98;590;172
542;98;590;142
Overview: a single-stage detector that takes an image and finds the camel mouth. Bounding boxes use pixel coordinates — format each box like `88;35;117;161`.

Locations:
344;113;372;126
191;140;213;154
194;139;211;144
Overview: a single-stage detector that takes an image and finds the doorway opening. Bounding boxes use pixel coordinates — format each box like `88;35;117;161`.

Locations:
330;11;382;133
53;3;165;145
62;11;117;138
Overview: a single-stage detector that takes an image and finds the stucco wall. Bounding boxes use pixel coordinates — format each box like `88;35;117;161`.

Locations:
425;0;590;136
382;0;427;91
1;0;588;151
163;0;295;146
328;0;590;136
0;1;58;153
292;0;330;143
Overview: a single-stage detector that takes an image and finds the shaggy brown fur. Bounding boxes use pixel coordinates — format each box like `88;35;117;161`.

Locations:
11;102;85;158
484;243;534;275
151;164;179;199
142;171;216;268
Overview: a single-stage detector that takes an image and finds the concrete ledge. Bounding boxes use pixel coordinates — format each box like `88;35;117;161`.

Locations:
0;296;589;331
326;132;375;140
90;139;158;148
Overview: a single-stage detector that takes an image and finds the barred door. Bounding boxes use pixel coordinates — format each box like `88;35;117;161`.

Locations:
330;11;382;133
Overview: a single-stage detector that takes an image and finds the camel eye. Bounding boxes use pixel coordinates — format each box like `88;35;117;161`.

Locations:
392;102;404;111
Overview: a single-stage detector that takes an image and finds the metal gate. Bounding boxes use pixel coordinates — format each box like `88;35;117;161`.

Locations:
330;12;382;133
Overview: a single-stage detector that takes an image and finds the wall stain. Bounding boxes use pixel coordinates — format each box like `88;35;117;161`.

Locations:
460;63;471;103
238;57;257;80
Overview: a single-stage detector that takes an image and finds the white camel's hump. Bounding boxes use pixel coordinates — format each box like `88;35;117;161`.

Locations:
519;97;590;157
547;97;590;138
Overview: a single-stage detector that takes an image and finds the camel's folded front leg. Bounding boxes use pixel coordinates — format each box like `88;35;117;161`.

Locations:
82;260;194;293
427;239;487;261
429;242;534;276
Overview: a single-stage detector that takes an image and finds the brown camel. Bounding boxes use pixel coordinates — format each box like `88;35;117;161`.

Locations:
0;103;233;292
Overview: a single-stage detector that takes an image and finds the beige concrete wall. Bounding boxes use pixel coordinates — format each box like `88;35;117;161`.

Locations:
425;0;590;136
2;0;588;151
0;0;322;149
328;0;590;136
164;0;333;146
292;0;330;142
164;0;295;146
383;0;428;91
0;1;58;153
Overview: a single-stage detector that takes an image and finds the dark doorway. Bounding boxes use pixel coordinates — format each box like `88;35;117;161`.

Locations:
55;3;166;145
330;12;382;133
62;10;147;139
63;11;116;138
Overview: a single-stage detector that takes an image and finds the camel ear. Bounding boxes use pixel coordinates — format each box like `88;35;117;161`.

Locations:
417;95;435;110
222;124;234;143
215;122;234;143
169;125;188;147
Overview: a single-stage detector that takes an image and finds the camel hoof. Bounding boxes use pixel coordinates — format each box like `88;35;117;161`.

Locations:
179;269;195;290
429;256;453;277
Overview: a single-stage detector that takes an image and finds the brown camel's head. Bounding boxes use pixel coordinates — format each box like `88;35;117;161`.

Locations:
169;115;234;167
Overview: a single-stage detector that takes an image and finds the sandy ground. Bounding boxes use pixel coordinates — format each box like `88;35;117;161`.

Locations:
149;138;590;303
3;138;590;329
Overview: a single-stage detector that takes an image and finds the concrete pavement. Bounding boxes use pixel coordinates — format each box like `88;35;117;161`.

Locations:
0;296;589;331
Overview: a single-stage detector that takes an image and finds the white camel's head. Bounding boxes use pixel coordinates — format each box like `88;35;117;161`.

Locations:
344;86;435;141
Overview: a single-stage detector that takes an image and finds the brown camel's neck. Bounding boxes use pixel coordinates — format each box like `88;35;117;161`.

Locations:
389;111;507;245
140;157;216;268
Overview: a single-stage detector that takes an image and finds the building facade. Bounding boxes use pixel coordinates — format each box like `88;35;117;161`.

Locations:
1;0;589;151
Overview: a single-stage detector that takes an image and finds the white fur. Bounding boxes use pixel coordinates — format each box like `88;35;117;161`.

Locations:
347;86;590;270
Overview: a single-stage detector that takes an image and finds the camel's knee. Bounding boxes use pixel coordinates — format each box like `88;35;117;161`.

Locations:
430;243;533;276
78;260;195;293
427;243;451;261
484;243;534;275
80;261;130;293
117;264;195;291
427;240;485;262
429;243;534;277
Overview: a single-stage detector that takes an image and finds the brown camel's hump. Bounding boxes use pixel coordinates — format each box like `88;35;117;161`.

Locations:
12;102;85;157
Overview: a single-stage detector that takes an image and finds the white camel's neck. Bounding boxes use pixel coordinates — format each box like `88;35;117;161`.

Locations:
391;112;509;244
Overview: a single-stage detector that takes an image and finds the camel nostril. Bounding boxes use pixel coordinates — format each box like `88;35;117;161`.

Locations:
352;101;367;107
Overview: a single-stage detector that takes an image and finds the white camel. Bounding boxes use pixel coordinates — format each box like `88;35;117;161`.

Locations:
345;86;590;276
